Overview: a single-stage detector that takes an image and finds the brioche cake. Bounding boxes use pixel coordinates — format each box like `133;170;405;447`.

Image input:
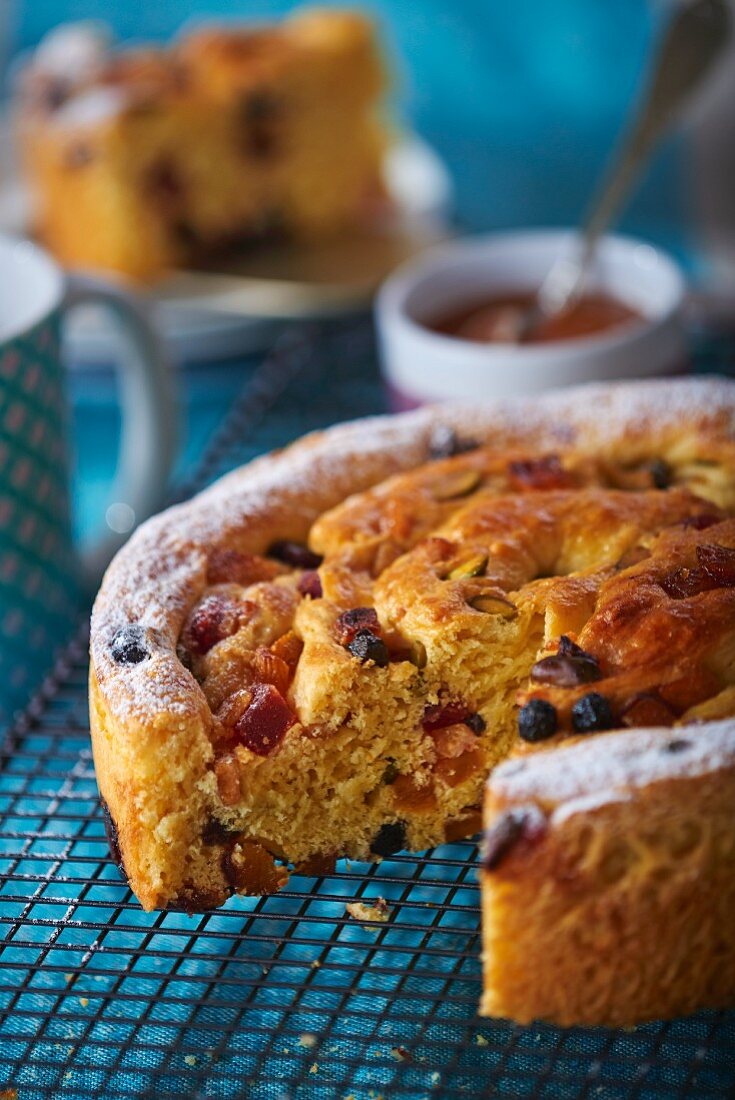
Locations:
15;9;387;280
89;376;735;1026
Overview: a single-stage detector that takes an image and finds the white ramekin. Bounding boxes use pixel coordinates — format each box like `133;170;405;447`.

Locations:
375;229;688;409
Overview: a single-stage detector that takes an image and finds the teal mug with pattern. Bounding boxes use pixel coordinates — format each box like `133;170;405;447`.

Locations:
0;234;175;723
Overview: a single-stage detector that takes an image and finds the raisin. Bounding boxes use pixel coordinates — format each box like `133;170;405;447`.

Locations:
268;540;322;569
680;513;721;531
697;543;735;587
382;760;399;785
335;607;381;646
571;692;615;733
507;455;573;490
484;805;547;871
658;544;735;597
665;739;692;753
185;594;241;655
110;624;149;665
234;683;296;756
348;630;389;668
370;822;406;856
201;819;238;845
531;636;600;688
660;565;713;599
649;459;671;489
239;89;281;158
517;699;557;742
146;158;184;203
298;570;322;599
427;424;479;460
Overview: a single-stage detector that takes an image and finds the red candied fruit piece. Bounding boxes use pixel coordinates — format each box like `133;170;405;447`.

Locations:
422;702;470;732
187;594;243;655
234;683;296;756
335;607;381;646
507;455;573;491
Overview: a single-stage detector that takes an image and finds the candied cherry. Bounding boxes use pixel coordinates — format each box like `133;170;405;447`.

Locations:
234;683;296;756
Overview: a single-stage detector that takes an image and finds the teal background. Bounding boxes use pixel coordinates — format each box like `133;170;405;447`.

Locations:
12;0;689;257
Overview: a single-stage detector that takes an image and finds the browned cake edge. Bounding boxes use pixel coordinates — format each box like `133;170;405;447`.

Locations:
480;720;735;1027
89;376;735;913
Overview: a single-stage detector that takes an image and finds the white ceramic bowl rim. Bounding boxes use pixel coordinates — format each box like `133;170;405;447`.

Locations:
377;229;686;361
0;235;64;343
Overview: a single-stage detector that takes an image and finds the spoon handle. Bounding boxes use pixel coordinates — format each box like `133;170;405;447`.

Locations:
539;0;730;316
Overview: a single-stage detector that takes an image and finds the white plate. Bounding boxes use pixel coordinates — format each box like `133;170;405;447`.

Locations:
0;117;454;365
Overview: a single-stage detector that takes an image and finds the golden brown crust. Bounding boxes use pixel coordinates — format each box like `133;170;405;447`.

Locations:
89;374;735;1022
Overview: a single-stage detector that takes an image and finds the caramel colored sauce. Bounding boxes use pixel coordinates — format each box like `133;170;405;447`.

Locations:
430;291;643;345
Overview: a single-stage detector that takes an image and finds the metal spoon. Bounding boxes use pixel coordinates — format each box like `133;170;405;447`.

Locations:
519;0;730;341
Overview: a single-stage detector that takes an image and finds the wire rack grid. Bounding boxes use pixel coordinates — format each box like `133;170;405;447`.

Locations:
1;321;734;1100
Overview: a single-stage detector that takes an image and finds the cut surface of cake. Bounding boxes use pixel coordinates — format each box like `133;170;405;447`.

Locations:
89;377;735;1025
16;8;387;280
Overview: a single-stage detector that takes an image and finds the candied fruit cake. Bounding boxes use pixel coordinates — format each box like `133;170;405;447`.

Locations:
89;377;735;1026
15;8;387;280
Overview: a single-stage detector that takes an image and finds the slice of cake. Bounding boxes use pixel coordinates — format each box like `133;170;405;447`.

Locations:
15;9;388;280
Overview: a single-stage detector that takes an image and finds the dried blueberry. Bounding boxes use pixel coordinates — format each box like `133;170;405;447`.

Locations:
571;692;615;734
517;699;557;742
110;624;149;665
370;821;406;856
531;637;600;688
465;712;486;735
428;424;479;460
348;630;389;668
268;540;323;569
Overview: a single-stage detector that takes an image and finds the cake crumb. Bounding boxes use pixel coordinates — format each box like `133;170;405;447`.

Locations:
475;1034;489;1046
345;897;390;923
309;1062;319;1074
298;1034;317;1048
79;997;89;1007
184;1055;197;1066
310;958;321;969
391;1045;411;1061
64;973;73;983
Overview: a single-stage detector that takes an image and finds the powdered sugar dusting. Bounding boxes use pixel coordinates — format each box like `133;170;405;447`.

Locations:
491;721;735;812
91;376;735;728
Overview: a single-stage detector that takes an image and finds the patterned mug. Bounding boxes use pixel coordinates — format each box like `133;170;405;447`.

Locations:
0;234;174;723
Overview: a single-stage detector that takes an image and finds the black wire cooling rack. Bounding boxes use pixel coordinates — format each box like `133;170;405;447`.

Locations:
1;321;734;1100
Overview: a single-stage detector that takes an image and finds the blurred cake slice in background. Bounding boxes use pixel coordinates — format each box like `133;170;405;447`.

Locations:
14;8;388;281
